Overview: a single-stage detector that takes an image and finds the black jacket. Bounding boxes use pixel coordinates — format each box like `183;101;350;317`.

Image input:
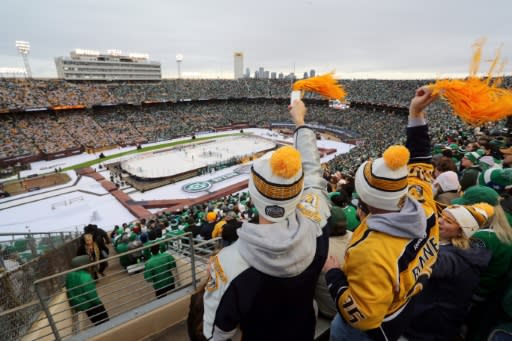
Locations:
404;241;491;340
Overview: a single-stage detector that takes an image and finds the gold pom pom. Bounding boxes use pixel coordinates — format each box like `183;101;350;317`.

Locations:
382;145;410;170
270;146;302;179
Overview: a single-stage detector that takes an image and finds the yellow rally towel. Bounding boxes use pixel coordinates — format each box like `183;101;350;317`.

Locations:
429;39;512;126
292;72;346;101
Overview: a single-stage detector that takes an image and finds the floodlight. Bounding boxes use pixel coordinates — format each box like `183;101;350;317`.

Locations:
176;54;183;79
15;40;32;78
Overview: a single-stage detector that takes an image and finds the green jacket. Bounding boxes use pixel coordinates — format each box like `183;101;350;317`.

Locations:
144;252;176;290
116;242;131;268
142;239;167;261
343;205;360;232
473;229;512;299
65;270;101;311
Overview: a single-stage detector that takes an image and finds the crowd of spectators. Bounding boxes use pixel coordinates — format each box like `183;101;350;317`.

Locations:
16;112;80;154
0;78;510;165
6;77;512;110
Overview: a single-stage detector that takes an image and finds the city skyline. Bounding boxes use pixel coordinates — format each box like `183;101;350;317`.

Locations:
1;0;512;79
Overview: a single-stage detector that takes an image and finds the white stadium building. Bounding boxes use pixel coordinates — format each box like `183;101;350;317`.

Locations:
54;49;161;81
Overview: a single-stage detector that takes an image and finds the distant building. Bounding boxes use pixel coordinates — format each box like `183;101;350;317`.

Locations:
244;67;251;78
285;73;296;80
54;49;161;81
310;69;316;77
278;72;284;79
264;71;270;79
303;71;309;79
254;71;259;78
258;67;264;78
270;72;277;79
234;52;244;79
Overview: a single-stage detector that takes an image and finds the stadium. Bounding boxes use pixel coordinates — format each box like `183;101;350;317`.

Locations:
1;74;512;340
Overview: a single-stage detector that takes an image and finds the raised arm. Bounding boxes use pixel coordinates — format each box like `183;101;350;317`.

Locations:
289;100;327;192
406;86;438;211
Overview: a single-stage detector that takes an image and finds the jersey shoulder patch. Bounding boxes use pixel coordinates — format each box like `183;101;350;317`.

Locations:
297;193;321;222
205;255;228;292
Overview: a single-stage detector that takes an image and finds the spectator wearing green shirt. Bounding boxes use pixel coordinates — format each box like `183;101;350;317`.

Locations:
330;190;360;231
144;244;177;298
66;255;109;326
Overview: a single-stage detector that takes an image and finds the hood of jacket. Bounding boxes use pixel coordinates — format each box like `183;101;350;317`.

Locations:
236;211;322;278
366;196;427;239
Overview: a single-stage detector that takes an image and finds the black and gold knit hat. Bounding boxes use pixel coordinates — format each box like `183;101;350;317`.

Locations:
249;146;304;222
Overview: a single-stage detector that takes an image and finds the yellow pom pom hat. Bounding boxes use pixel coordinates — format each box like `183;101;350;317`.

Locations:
443;203;494;238
249;145;304;222
355;145;410;211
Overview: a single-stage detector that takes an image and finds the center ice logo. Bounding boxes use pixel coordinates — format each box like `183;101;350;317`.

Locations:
182;165;252;193
182;181;212;193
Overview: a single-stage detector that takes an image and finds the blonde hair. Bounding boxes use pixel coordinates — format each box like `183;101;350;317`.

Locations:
84;233;93;244
490;205;512;245
451;233;471;249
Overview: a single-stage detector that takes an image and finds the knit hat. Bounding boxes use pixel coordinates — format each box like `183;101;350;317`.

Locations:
464;151;481;164
478;155;495;170
444;203;494;237
248;145;304;222
206;211;217;223
435;171;460;192
451;185;499;206
479;168;512;192
355;145;410;211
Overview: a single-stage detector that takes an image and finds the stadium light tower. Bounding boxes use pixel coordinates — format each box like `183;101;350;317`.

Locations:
16;41;32;78
176;54;183;79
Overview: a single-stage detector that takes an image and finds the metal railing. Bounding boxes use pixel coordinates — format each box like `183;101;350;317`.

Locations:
24;233;220;341
0;231;80;269
0;235;82;341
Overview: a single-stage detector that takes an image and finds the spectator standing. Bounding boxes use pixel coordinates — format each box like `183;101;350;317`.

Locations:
324;86;440;341
66;255;109;326
403;203;493;340
84;224;111;276
144;244;177;298
220;212;243;247
203;99;330;341
200;212;217;240
76;233;100;280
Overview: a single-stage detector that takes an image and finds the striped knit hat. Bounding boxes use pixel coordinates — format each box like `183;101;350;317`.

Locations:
355;145;410;211
444;203;494;237
249;146;304;222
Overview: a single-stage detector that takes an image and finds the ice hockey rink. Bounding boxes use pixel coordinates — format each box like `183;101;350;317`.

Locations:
0;129;355;234
120;135;277;178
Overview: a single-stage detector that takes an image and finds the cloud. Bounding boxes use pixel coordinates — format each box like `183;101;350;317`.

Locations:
1;0;511;79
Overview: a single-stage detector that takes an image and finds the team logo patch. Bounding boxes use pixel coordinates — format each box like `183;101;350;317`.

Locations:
265;205;285;218
298;193;321;222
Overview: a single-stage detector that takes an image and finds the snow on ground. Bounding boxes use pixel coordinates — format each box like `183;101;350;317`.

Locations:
0;129;354;234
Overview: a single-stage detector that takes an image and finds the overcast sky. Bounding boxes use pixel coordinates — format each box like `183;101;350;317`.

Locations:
1;0;511;79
